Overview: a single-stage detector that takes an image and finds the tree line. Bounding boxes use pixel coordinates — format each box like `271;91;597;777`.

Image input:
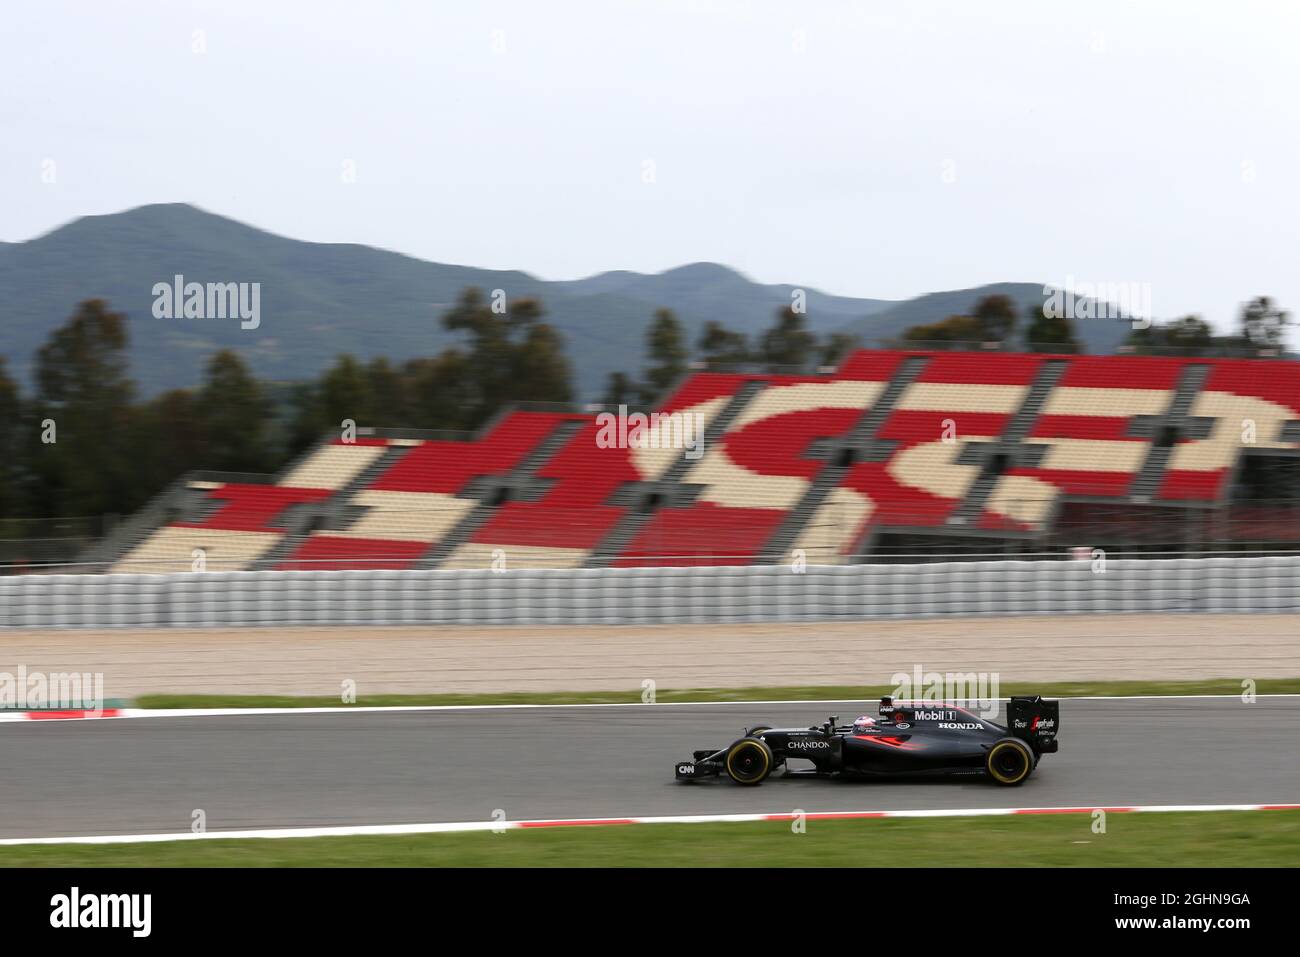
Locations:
1123;296;1290;354
601;305;858;407
893;292;1290;355
0;289;574;530
895;294;1056;348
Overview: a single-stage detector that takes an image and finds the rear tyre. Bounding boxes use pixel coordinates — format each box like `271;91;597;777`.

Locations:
985;738;1034;786
725;737;774;786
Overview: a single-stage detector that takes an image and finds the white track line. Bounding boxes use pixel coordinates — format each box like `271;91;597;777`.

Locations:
0;693;1295;723
1;803;1296;846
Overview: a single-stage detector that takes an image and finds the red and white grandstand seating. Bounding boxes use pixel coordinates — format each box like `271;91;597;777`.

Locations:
107;350;1300;572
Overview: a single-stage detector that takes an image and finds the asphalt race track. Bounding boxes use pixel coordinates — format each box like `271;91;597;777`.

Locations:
0;698;1297;839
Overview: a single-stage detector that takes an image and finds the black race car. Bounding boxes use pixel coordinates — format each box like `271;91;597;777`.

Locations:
675;695;1059;786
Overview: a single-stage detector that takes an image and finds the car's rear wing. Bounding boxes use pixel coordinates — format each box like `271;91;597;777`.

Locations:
1008;695;1059;753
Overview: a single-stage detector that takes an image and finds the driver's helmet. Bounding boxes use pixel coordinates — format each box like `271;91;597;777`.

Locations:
852;715;876;734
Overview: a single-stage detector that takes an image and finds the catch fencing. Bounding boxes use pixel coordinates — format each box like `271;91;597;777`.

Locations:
2;556;1298;629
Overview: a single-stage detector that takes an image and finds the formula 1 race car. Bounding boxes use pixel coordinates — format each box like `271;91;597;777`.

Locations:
675;695;1059;786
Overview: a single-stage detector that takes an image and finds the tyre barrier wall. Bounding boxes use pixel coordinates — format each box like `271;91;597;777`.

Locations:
2;556;1299;629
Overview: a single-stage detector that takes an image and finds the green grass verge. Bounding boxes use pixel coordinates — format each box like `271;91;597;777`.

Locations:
133;677;1300;711
1;811;1296;867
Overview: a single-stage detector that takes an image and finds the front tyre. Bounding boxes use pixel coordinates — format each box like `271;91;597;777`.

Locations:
725;737;774;786
985;738;1035;786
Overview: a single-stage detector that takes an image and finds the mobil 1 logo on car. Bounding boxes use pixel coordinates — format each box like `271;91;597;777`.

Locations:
912;710;958;721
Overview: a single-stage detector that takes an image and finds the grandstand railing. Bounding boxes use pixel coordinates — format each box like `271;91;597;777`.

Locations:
4;497;1300;574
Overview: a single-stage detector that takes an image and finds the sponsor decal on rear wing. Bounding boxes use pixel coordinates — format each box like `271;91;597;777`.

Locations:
1008;695;1059;753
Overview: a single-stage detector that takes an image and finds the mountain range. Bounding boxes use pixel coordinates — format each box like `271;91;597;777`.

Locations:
0;204;1132;398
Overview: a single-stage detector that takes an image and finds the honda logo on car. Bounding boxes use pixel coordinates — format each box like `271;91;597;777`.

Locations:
938;722;982;730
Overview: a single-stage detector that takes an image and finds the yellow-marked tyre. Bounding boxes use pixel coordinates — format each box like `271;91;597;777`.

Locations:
725;737;774;786
986;738;1034;786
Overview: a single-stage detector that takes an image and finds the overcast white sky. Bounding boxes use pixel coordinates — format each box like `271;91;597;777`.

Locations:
3;1;1298;336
